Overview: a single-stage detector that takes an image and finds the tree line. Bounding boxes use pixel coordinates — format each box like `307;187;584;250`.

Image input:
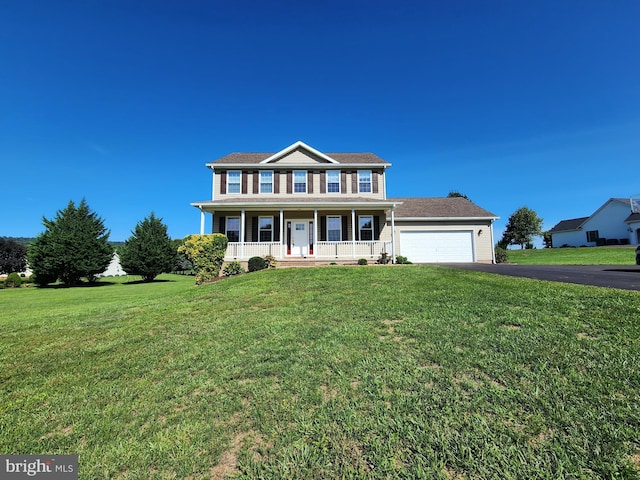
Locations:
1;199;183;286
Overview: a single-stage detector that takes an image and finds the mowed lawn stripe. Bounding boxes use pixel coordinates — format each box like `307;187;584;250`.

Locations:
1;268;639;479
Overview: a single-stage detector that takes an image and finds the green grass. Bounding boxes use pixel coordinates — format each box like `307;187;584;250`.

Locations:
508;246;637;265
1;268;640;479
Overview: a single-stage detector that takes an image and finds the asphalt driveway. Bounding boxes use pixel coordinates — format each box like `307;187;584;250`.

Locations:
445;264;640;291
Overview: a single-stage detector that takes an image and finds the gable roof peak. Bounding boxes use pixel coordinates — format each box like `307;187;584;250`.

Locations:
260;141;339;164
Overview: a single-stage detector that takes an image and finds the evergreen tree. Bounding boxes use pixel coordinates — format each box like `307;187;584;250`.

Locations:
0;237;27;274
499;206;543;249
28;199;113;286
119;213;177;282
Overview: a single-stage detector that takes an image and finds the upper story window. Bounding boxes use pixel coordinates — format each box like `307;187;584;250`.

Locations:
226;217;240;242
359;216;373;241
260;171;273;194
227;171;241;194
327;170;340;193
293;170;307;193
358;170;372;193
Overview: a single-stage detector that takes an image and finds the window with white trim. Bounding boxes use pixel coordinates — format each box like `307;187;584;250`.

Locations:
227;171;241;194
359;216;373;241
327;216;342;242
293;170;307;193
358;170;372;193
586;230;599;242
226;217;240;242
260;171;273;193
259;216;273;242
327;170;340;193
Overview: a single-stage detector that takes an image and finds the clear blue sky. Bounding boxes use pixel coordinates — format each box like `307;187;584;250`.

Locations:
2;1;639;243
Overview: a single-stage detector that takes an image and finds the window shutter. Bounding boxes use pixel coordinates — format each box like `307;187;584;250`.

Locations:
373;171;379;194
252;217;258;242
351;172;357;194
286;171;292;194
374;216;381;240
320;172;326;193
220;171;227;194
341;171;347;194
320;216;327;241
342;216;348;241
307;171;314;194
274;216;280;242
253;172;259;194
242;172;248;194
219;216;226;235
274;171;280;194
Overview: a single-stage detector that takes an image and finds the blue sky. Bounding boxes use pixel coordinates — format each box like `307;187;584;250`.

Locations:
2;1;639;243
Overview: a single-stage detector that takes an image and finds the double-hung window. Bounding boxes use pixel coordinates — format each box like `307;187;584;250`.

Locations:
327;216;342;242
358;170;372;193
359;216;373;241
327;170;340;193
260;171;273;194
259;217;273;242
293;170;307;193
227;171;241;194
226;217;240;242
586;230;599;242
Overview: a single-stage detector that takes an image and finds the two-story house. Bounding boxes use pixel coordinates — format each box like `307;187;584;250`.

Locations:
191;141;498;263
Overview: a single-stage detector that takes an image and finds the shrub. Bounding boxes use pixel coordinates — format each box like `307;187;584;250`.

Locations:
248;256;266;272
358;258;368;265
396;255;412;264
4;272;22;288
264;255;277;269
494;246;508;263
222;261;245;277
178;234;228;285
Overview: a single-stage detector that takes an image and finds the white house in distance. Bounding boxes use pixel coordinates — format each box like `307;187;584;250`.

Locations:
549;198;640;247
191;141;499;263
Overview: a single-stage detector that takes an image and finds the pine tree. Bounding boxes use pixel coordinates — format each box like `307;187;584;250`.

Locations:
119;213;177;282
28;199;113;286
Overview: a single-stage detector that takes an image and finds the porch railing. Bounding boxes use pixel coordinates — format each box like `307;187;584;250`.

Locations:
224;241;391;261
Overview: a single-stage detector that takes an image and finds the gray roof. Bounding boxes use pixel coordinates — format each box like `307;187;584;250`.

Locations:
388;197;498;219
548;217;589;233
210;152;389;165
625;212;640;223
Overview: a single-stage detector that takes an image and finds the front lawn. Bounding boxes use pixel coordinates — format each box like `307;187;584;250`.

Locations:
508;246;637;265
1;268;639;478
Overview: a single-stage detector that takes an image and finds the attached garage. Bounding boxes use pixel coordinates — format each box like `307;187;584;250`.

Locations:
389;197;499;264
399;230;474;263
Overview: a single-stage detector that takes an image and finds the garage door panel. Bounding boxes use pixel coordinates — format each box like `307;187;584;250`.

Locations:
400;230;474;263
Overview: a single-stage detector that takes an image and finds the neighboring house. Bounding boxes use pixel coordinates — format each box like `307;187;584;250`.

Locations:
549;198;639;247
191;141;498;263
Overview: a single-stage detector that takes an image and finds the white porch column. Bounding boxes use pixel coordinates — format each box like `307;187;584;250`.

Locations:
313;209;318;258
490;219;496;264
351;209;356;259
391;206;396;263
199;207;205;235
279;209;284;259
241;209;246;260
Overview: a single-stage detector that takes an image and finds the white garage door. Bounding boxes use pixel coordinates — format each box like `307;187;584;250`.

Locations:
399;230;474;263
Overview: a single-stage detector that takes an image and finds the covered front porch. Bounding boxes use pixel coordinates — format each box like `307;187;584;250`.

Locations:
192;199;399;262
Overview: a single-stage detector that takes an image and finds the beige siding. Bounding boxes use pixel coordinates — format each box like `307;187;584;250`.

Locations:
275;150;332;164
